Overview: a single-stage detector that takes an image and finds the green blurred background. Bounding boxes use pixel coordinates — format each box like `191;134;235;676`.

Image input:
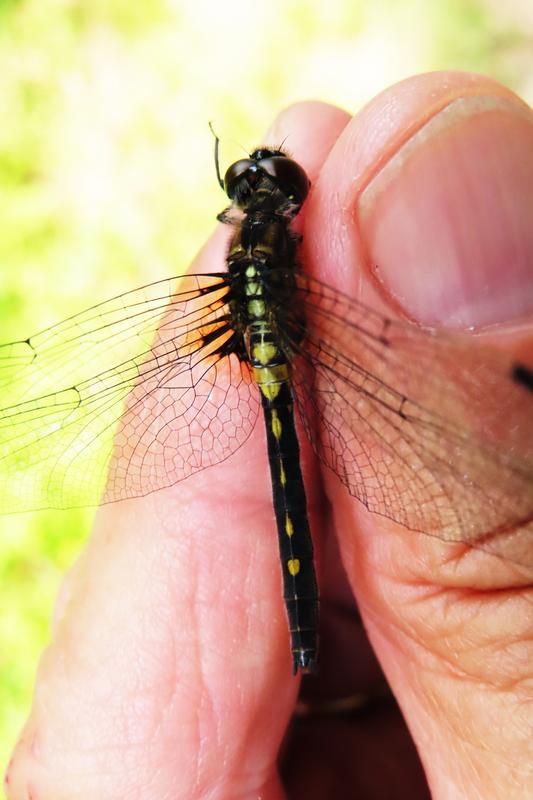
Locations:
1;0;532;782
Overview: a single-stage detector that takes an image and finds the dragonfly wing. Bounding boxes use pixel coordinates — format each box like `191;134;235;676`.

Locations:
287;274;533;567
0;274;259;512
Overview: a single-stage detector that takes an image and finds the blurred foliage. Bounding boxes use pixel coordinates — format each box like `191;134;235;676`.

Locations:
0;0;531;783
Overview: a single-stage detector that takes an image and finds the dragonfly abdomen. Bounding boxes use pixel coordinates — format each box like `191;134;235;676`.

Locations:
241;260;318;673
259;385;319;674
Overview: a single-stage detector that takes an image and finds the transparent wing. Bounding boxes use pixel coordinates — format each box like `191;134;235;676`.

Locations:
282;273;533;567
0;274;260;513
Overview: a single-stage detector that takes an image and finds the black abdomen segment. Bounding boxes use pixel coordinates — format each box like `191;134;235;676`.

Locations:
259;380;319;673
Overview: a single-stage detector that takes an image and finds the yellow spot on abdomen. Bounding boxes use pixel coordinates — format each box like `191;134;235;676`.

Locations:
287;559;300;576
253;364;289;401
248;299;266;317
285;515;294;537
260;383;280;401
252;342;277;365
271;410;282;440
279;463;286;486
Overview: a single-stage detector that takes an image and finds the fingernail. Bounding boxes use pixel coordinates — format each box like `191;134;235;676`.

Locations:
359;95;533;326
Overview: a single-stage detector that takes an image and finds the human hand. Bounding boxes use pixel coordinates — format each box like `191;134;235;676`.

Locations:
5;72;533;799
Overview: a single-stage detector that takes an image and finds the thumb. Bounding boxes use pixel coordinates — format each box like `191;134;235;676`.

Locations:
306;72;533;798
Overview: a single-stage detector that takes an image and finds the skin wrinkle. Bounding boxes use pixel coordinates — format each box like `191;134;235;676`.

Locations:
189;538;211;797
147;516;203;792
241;532;265;668
136;561;179;726
362;576;530;690
442;690;526;757
195;684;216;797
190;518;264;795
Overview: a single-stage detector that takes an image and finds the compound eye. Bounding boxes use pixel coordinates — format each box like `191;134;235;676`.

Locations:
223;158;255;200
258;156;310;204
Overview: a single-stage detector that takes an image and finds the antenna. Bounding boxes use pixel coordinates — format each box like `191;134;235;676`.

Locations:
208;121;224;191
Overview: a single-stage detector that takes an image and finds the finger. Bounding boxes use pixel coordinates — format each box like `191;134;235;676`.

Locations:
4;101;349;800
304;72;533;797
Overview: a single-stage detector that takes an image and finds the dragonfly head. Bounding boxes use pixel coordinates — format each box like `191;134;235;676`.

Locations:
224;149;310;212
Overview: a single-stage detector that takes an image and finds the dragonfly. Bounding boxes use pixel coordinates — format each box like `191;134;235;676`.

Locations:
1;135;532;673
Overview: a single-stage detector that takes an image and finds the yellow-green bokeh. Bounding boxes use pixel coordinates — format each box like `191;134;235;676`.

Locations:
1;0;531;782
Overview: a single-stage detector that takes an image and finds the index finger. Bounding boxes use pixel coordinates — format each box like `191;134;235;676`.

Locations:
5;101;350;800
